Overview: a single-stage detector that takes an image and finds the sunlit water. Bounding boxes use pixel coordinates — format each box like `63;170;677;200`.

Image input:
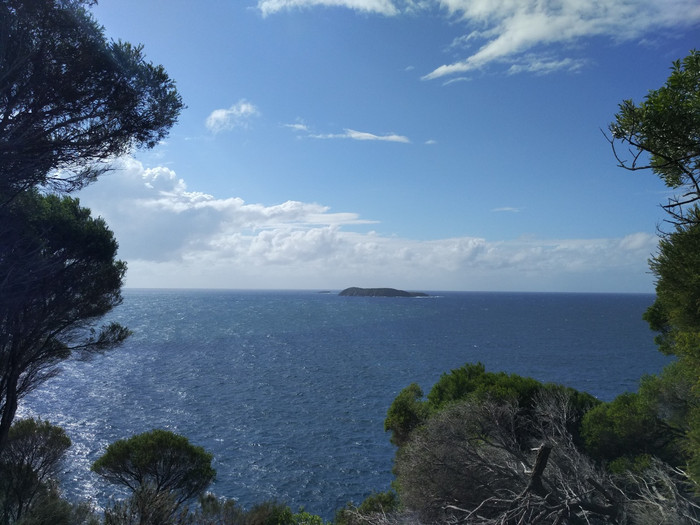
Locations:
20;290;668;519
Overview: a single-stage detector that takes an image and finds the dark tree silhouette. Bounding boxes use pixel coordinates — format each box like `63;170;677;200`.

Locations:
0;0;183;198
0;191;128;454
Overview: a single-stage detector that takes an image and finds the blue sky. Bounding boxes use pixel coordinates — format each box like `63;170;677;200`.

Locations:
77;0;700;292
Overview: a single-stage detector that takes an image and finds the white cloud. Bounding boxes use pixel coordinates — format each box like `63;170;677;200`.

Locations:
257;0;400;16
285;121;411;142
76;158;657;292
205;100;260;133
257;0;700;79
507;56;588;76
424;0;700;79
284;122;310;132
310;128;411;143
492;207;521;213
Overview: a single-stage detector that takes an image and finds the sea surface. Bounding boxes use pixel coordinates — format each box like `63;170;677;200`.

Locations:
20;289;669;519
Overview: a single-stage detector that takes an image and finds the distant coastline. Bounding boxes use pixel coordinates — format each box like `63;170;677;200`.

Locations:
339;287;429;297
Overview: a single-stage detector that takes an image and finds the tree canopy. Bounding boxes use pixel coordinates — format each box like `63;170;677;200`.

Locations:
0;0;182;459
0;0;183;197
384;362;597;449
92;429;216;510
0;191;128;454
379;365;699;524
609;49;700;482
609;49;700;226
0;418;71;524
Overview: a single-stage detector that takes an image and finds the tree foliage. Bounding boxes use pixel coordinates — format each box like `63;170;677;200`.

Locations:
383;387;700;524
394;391;643;524
92;429;216;517
0;191;128;454
0;0;183;197
645;212;700;360
384;383;427;447
609;49;700;226
384;362;598;449
378;361;700;524
581;392;682;467
335;491;399;525
193;496;326;525
609;49;700;483
0;418;70;524
0;0;182;458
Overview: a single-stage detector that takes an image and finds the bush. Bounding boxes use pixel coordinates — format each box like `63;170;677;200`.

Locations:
0;419;71;523
582;392;681;466
385;363;598;452
335;491;399;525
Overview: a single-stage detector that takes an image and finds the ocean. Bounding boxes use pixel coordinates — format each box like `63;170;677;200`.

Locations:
19;289;669;519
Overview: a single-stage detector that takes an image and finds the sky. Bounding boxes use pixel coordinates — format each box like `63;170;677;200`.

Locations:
77;0;700;293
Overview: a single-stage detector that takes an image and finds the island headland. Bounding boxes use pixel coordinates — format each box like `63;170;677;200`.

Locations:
338;287;429;297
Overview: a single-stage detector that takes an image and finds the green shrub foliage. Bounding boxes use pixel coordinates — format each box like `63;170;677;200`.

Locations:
0;419;71;524
385;362;598;450
92;429;216;518
0;191;129;455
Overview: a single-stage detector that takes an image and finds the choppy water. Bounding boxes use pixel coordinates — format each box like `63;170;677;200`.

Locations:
20;290;668;519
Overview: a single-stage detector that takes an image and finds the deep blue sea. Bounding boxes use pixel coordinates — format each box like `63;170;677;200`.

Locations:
19;290;669;519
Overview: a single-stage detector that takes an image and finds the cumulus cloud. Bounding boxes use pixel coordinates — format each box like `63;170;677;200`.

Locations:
75;158;657;292
205;100;260;133
77;158;373;262
257;0;400;16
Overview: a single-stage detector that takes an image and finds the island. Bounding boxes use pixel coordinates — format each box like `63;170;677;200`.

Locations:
338;287;429;297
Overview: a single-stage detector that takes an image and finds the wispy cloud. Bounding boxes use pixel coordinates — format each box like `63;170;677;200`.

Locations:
76;158;656;292
492;207;521;213
507;56;588;76
310;128;411;143
284;122;410;143
257;0;400;16
205;100;260;133
423;0;700;79
258;0;700;79
284;122;310;132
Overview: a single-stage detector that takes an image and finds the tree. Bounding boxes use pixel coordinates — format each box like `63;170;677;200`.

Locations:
645;210;700;357
384;363;598;449
384;383;427;447
0;191;128;455
581;392;682;468
0;418;70;524
643;217;700;480
609;49;700;483
0;0;183;455
608;49;700;226
386;389;700;525
392;392;624;524
92;429;216;522
0;0;183;198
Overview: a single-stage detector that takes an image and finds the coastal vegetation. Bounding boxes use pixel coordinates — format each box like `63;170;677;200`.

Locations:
1;0;699;523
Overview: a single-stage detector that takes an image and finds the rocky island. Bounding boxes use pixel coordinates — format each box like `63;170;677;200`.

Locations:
339;287;429;297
